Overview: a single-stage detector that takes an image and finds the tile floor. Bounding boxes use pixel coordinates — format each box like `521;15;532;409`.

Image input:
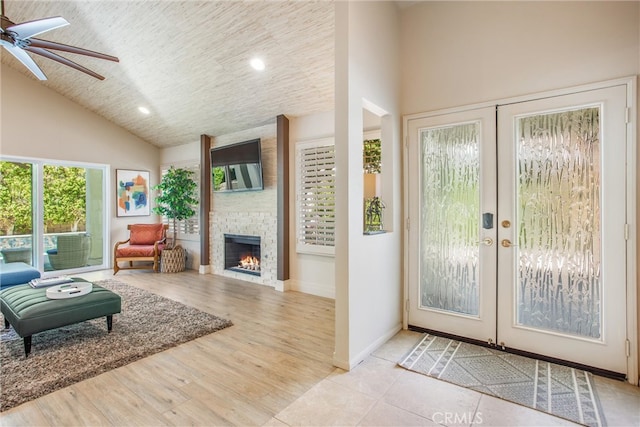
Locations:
268;330;640;427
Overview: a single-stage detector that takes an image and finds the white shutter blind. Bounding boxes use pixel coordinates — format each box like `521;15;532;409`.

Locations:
296;139;335;255
160;164;200;241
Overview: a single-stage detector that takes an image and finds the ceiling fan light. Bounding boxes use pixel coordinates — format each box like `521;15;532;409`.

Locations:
138;106;150;115
250;58;265;71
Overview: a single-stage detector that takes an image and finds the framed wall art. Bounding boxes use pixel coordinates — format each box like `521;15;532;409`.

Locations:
116;169;150;217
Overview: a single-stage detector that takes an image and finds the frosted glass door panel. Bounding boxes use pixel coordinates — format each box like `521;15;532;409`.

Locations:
497;84;628;374
421;123;480;316
517;108;602;339
407;107;496;342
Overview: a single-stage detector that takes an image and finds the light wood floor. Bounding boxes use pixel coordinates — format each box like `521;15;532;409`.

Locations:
3;270;639;426
0;269;336;426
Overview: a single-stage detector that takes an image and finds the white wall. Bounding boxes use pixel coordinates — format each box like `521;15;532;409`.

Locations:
289;111;336;298
0;64;161;266
334;1;403;370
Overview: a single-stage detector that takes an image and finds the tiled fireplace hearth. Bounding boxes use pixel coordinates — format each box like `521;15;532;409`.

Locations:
211;211;277;287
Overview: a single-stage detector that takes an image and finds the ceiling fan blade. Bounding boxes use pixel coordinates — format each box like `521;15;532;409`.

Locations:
2;44;46;80
25;46;105;80
6;16;69;40
27;38;119;62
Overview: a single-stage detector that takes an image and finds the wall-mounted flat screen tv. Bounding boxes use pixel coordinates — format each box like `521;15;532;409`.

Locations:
211;138;264;192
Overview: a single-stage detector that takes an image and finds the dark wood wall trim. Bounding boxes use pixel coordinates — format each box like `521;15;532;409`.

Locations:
277;115;290;281
200;134;211;267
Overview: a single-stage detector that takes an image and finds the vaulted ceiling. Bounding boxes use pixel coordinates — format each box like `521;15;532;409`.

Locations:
1;0;335;148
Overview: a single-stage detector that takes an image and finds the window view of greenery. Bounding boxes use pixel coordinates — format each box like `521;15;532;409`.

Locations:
0;161;90;269
43;165;87;232
0;161;32;236
0;162;87;235
363;139;381;173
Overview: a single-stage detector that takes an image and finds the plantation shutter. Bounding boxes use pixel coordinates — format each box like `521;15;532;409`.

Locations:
296;139;335;255
159;163;200;241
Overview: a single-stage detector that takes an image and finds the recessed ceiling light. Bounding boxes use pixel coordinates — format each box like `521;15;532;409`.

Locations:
138;106;150;115
250;58;265;71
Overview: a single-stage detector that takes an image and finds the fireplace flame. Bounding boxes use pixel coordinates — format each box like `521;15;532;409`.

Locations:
239;255;260;271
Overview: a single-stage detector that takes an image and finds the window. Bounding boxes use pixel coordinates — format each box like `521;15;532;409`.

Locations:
296;138;335;255
0;157;108;274
363;138;382;173
159;163;200;241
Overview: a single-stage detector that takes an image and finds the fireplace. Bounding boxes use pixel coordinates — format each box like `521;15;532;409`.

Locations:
224;234;261;276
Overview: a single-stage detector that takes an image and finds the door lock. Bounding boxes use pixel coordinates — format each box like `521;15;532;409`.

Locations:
501;239;517;248
477;237;493;246
501;220;511;228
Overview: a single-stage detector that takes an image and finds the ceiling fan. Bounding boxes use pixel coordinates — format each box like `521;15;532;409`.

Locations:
0;0;118;80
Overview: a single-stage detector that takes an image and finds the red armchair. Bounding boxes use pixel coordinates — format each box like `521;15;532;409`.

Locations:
113;224;168;274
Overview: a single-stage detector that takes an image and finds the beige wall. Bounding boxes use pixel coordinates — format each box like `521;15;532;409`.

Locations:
0;64;161;266
400;1;639;384
401;1;639;114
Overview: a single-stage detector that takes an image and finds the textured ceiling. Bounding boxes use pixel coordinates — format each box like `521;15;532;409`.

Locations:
1;0;335;147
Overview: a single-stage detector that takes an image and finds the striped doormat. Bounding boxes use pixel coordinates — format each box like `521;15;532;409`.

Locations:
399;334;606;427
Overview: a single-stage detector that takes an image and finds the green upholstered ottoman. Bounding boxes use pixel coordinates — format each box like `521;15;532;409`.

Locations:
0;279;121;357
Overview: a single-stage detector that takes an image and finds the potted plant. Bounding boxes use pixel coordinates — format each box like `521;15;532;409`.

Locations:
152;166;198;272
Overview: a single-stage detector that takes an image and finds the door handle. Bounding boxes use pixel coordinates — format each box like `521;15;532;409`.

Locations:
477;237;493;246
501;239;518;248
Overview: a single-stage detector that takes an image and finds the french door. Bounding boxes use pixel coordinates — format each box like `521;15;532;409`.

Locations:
406;84;630;375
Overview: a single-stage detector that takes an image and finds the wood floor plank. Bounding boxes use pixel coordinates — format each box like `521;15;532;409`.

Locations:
178;380;274;426
70;372;170;426
0;401;52;427
161;396;232;426
0;270;336;426
110;362;191;413
35;387;111;427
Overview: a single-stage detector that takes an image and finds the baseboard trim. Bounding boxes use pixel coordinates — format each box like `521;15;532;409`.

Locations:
337;322;402;371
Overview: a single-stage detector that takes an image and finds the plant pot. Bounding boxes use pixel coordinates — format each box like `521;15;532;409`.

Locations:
161;245;186;273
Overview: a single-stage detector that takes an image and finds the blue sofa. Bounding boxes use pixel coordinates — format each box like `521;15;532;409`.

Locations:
0;262;41;290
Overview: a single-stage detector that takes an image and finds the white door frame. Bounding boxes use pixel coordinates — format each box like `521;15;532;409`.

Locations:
402;76;638;385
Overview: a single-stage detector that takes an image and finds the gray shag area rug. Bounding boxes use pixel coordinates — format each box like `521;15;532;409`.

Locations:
399;334;606;427
0;279;233;412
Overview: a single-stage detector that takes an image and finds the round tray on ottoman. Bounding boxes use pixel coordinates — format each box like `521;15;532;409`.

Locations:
46;281;92;299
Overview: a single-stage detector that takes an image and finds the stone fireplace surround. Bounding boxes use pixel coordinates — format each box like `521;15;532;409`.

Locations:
211;211;277;287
